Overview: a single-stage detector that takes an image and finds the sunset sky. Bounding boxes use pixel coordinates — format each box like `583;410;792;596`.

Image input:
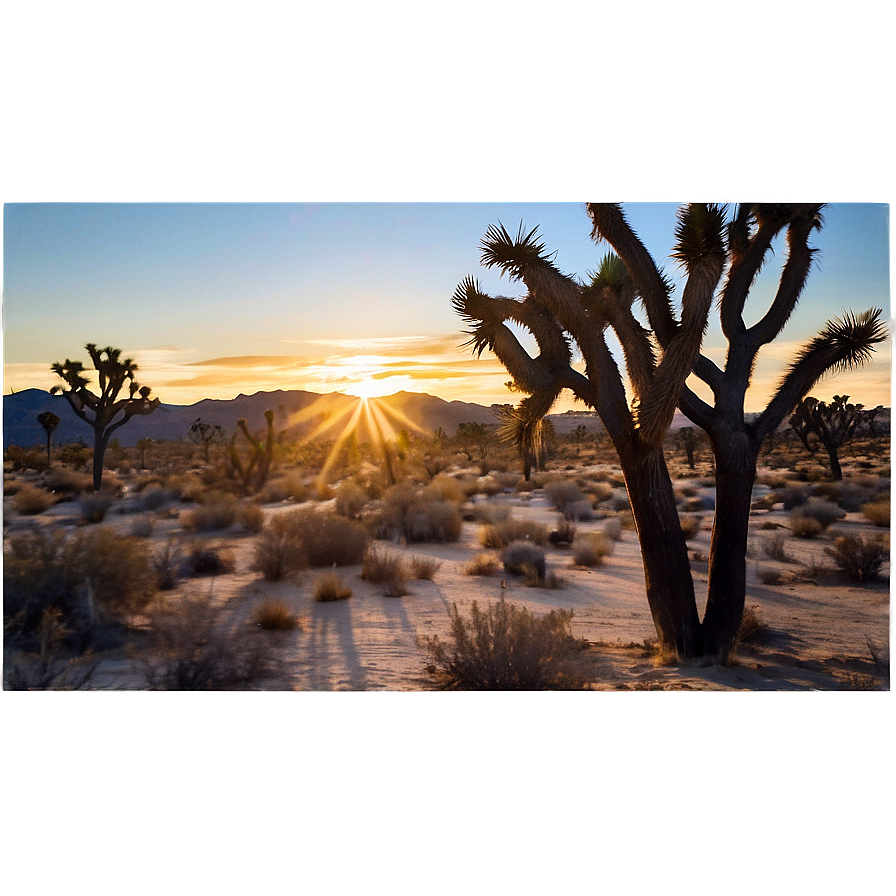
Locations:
0;0;896;410
2;202;890;411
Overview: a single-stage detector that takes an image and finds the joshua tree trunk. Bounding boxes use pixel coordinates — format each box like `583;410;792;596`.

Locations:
622;447;702;656
92;429;109;491
825;444;843;481
701;430;759;661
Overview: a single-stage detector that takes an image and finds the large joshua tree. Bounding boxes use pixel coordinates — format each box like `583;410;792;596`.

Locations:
50;344;161;490
453;204;886;661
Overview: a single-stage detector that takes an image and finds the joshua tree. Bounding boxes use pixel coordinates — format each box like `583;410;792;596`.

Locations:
456;421;490;462
790;394;866;480
678;426;698;470
226;411;276;494
50;344;160;490
136;437;153;470
570;423;590;457
188;417;226;463
453;205;886;661
37;411;60;467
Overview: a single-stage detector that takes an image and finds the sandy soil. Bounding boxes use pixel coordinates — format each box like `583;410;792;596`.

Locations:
7;464;886;691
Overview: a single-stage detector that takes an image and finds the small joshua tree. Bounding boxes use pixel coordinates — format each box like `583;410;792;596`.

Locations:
790;395;866;480
188;417;226;463
136;437;153;470
678;426;698;470
37;411;60;467
226;410;276;494
50;344;160;490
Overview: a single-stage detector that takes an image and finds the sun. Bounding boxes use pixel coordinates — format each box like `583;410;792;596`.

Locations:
346;378;393;400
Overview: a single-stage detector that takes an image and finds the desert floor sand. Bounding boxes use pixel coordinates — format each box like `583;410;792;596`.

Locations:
12;466;885;691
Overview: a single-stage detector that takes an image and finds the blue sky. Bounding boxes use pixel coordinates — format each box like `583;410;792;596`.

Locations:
2;202;890;409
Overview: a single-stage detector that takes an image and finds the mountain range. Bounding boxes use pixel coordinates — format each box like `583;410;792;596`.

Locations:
1;388;522;449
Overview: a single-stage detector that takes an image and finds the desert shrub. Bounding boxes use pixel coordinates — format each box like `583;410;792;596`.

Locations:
679;515;702;541
737;604;769;644
44;468;93;496
410;555;442;580
80;492;113;524
544;480;585;515
465;553;500;576
501;541;546;579
131;515;155;538
237;501;265;533
424;474;466;505
588;482;615;506
142;595;280;690
515;477;537;493
361;546;410;594
480;518;549;549
762;533;793;562
153;540;185;590
373;483;462;543
608;492;631;512
255;473;310;505
861;499;890;527
314;572;353;602
181;492;239;532
5;527;155;635
549;520;577;546
250;528;307;582
251;598;300;631
564;499;595;522
825;535;889;582
790;499;844;537
184;543;234;577
774;485;810;511
790;515;824;539
3;607;99;690
13;484;56;515
602;518;623;541
756;565;784;586
421;598;587;690
573;532;614;567
274;508;370;566
139;485;178;511
472;502;512;525
5;446;50;473
334;480;368;519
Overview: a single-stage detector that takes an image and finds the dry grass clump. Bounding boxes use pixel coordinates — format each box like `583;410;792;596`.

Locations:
501;540;547;580
549;520;577;546
472;502;512;525
410;555;442;580
142;594;280;690
480;518;549;549
544;480;585;514
679;515;702;541
360;545;410;596
12;484;56;515
265;508;370;568
130;515;155;538
139;485;178;511
573;532;614;567
465;553;501;577
371;482;463;543
314;572;353;602
588;482;614;506
421;598;588;690
334;480;368;519
762;533;793;562
237;501;265;533
79;492;113;523
737;604;769;644
789;498;844;538
44;468;93;496
756;564;784;586
424;474;466;505
184;543;235;577
861;499;890;527
602;517;623;541
153;540;185;590
250;529;307;582
4;527;155;636
254;474;310;505
182;492;239;532
251;598;300;630
515;477;537;492
825;535;889;582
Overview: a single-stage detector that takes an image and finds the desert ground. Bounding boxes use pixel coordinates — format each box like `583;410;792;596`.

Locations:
4;432;889;691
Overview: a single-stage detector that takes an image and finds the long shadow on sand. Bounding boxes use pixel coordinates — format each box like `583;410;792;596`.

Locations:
308;598;368;690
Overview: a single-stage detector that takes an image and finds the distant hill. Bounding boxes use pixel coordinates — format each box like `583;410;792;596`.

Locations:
2;388;503;449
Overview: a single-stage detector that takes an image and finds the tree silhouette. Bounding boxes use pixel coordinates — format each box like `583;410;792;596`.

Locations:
37;411;60;467
50;344;160;490
790;394;866;480
188;417;226;463
453;205;886;661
